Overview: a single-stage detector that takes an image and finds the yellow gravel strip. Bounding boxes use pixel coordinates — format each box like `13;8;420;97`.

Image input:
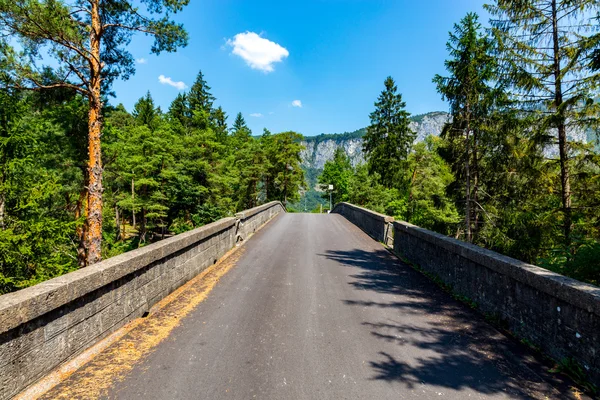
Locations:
23;245;245;400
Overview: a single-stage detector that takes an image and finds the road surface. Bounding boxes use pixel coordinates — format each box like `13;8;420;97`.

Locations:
42;213;579;399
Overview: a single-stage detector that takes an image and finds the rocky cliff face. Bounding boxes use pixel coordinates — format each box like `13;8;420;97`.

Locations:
300;111;450;170
299;111;596;169
300;138;365;169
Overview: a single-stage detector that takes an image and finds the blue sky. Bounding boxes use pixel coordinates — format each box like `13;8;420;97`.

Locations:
112;0;490;136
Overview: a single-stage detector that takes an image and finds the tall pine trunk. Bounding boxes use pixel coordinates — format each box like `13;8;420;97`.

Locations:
85;0;104;266
551;0;572;245
472;129;479;239
465;114;472;243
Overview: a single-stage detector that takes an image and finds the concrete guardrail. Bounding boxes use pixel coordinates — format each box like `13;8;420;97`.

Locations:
0;201;285;400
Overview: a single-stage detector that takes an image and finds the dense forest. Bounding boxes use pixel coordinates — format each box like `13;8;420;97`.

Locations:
0;0;308;293
1;0;599;293
318;4;600;286
0;73;305;293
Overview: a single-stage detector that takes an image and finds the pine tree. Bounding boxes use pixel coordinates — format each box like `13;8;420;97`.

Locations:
231;112;251;149
133;92;159;131
363;77;415;188
114;124;173;245
188;71;215;114
236;140;268;209
433;12;496;242
485;0;600;245
212;106;229;144
0;90;79;293
0;0;189;265
188;71;215;130
260;128;275;201
169;93;190;129
264;131;305;206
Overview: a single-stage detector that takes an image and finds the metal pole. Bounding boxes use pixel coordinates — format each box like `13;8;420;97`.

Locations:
329;191;332;212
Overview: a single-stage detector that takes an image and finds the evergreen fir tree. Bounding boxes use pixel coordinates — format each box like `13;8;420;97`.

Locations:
169;93;190;128
231;112;252;149
236;139;268;209
269;131;305;206
363;77;415;188
212;106;229;144
433;12;496;242
133;92;159;131
188;70;215;126
485;0;600;245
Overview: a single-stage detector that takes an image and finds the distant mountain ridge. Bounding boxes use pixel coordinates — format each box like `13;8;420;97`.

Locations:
300;111;450;170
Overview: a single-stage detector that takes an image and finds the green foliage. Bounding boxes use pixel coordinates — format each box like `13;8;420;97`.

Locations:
265;131;306;206
0;70;306;293
0;0;191;265
549;357;598;395
188;71;215;117
318;147;352;204
327;135;459;234
1;0;600;298
304;128;366;145
486;0;600;245
433;12;497;242
0;0;189;93
363;76;415;188
346;164;400;215
404;137;460;233
0;90;79;293
539;239;600;286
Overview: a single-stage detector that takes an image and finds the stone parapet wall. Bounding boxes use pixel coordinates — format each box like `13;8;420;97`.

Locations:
0;201;285;400
235;202;286;242
393;220;600;387
331;202;394;246
331;201;600;387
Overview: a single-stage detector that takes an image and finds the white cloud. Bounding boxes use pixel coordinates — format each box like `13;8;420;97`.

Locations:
226;32;289;73
291;100;302;108
136;58;147;64
158;75;187;90
249;113;263;117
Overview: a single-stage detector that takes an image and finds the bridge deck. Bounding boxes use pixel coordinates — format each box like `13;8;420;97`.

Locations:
41;213;577;399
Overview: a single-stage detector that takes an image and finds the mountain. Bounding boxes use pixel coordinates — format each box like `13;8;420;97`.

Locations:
291;110;597;212
300;111;450;170
288;111;450;212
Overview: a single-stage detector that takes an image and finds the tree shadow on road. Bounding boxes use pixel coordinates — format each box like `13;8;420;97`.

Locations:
320;248;576;399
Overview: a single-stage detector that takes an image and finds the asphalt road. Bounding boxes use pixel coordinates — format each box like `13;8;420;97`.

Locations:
48;213;580;399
